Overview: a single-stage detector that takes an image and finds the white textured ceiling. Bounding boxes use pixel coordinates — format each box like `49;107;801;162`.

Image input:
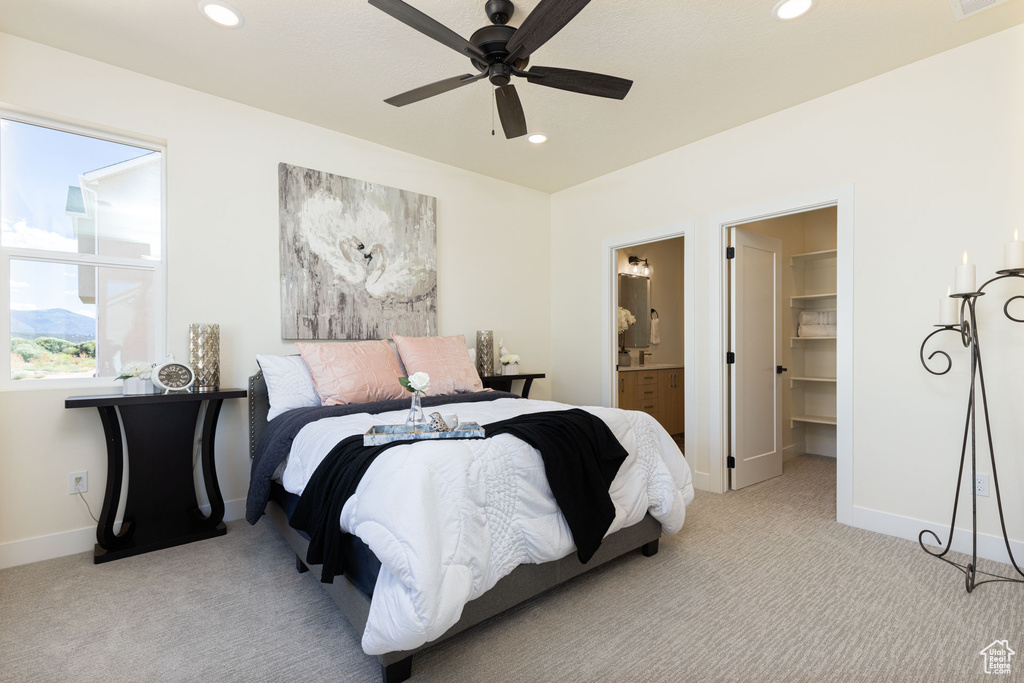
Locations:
1;0;1023;192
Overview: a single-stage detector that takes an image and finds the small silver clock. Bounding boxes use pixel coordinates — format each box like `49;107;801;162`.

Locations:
151;361;196;393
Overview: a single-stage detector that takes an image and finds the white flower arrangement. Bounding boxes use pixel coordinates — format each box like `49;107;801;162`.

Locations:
116;360;156;381
617;307;636;334
498;338;520;366
400;371;431;395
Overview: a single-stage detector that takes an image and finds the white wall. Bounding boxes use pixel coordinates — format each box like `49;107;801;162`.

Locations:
551;25;1024;553
0;33;551;567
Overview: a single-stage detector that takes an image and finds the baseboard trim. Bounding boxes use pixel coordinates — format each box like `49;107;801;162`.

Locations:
850;504;1024;568
692;471;711;491
0;497;247;570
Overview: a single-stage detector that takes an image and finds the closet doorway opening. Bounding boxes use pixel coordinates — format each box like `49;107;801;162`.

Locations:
708;184;852;523
726;207;838;491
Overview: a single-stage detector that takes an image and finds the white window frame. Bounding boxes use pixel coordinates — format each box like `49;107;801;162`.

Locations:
0;110;167;391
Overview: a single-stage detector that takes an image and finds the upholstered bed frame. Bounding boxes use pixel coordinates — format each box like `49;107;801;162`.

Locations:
248;371;661;683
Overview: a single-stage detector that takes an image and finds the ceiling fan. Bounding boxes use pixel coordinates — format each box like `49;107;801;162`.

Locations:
368;0;633;139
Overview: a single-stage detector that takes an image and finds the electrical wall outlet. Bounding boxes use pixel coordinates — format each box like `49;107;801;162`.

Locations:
975;473;990;497
69;471;88;495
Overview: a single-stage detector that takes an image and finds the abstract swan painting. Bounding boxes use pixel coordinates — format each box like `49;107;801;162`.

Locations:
279;163;437;340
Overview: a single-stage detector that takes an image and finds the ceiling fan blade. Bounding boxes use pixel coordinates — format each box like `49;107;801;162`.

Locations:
494;85;528;139
526;66;632;100
369;0;484;60
504;0;591;61
384;73;485;107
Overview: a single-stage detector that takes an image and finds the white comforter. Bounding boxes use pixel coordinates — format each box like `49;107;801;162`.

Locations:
280;397;694;655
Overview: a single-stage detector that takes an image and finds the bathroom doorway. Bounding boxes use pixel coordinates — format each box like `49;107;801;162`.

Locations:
615;237;685;447
601;221;696;484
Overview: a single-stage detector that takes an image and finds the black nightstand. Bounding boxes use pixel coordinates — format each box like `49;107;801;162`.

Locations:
479;373;545;398
65;388;246;563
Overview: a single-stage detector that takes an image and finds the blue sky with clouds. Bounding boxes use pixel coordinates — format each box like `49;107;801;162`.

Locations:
2;118;150;319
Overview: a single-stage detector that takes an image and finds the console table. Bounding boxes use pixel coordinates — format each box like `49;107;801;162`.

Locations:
65;388;246;563
479;373;545;399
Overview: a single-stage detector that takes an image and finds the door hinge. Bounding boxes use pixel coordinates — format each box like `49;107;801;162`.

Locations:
726;246;735;259
726;351;735;364
777;365;788;374
727;456;736;469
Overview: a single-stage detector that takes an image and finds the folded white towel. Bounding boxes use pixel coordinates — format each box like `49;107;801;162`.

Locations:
650;317;661;345
798;324;837;338
799;310;837;326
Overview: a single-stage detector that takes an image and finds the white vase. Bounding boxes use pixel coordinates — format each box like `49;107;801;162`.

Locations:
122;377;150;395
502;364;519;376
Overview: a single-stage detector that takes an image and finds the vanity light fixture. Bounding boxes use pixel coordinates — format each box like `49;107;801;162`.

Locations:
527;132;548;144
199;0;245;28
772;0;814;20
628;256;650;276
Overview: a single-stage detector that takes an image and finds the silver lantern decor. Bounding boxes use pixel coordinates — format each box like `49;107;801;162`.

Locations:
475;330;494;377
188;323;220;391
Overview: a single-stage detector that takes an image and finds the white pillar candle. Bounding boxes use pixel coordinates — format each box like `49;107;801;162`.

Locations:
940;287;958;326
955;251;976;294
1004;229;1024;270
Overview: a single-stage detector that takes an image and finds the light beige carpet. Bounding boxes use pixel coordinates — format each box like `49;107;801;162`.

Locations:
2;455;1022;682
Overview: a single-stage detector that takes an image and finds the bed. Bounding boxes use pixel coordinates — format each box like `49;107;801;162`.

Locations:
246;351;693;682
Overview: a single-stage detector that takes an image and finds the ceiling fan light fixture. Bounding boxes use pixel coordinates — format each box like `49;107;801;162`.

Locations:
771;0;814;20
199;0;245;28
527;132;548;144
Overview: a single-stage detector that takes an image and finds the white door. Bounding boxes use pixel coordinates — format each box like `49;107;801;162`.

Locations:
729;228;783;490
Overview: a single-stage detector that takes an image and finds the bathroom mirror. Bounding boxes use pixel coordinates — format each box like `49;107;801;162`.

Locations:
618;274;650;348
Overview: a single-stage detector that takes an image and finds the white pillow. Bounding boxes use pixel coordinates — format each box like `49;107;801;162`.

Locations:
256;354;321;420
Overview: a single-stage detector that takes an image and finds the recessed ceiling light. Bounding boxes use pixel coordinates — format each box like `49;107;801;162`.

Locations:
199;0;245;28
772;0;814;20
527;132;548;144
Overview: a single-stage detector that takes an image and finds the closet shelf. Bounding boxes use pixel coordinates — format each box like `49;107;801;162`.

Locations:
790;376;837;383
790;293;837;307
790;249;838;265
791;415;838;426
790;336;837;344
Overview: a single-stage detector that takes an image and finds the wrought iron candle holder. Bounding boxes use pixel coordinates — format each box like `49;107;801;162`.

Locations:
919;267;1024;592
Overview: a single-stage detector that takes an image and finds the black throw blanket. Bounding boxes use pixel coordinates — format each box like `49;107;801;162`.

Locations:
484;409;627;564
290;408;627;584
288;436;424;584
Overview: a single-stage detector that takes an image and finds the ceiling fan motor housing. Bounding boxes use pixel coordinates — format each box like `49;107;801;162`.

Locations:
470;24;528;73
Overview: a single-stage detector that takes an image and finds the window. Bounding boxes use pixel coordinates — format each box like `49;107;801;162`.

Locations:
1;114;165;387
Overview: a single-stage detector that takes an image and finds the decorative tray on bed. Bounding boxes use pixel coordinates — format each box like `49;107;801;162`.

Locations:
363;422;485;446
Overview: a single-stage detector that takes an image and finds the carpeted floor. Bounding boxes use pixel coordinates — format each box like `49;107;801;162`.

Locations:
2;455;1022;682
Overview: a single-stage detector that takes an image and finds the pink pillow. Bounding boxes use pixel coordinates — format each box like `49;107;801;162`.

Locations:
392;334;484;396
296;340;406;405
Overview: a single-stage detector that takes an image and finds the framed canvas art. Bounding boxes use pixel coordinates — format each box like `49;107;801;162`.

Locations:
279;163;437;340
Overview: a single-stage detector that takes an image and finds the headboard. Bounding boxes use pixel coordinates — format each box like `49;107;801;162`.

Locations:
248;370;270;459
